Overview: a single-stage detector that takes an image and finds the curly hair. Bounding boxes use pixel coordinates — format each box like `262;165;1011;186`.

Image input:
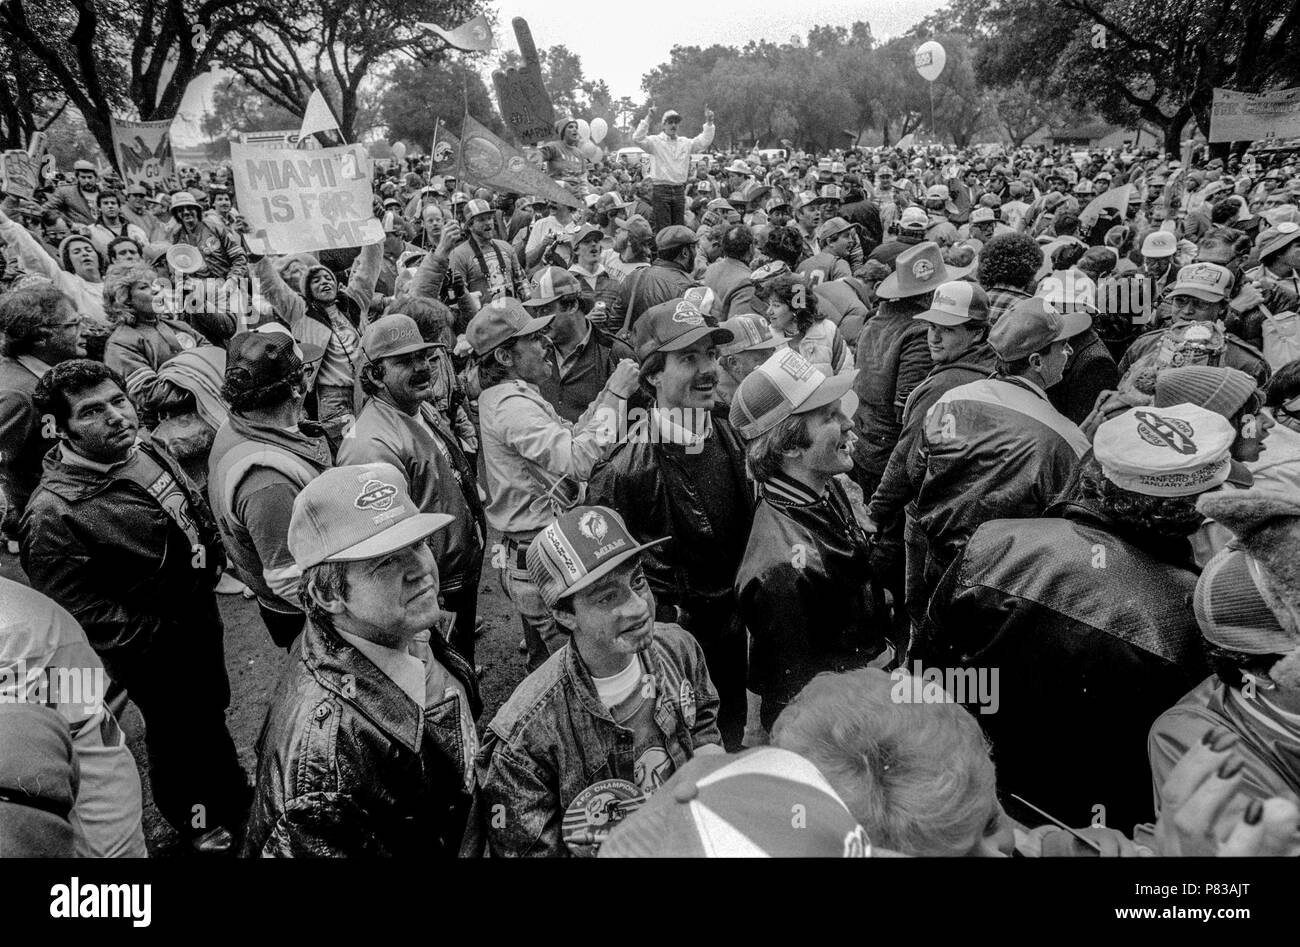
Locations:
101;262;160;326
1072;455;1205;541
772;668;999;858
33;359;126;429
1078;246;1117;282
760;273;818;334
764;224;805;268
977;232;1042;292
389;295;455;348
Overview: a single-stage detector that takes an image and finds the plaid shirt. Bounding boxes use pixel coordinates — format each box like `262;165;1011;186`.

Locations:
985;284;1033;325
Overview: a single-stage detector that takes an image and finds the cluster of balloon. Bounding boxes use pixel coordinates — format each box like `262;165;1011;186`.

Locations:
572;119;606;161
391;141;408;162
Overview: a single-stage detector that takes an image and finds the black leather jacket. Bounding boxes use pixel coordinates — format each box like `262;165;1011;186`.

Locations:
243;619;481;857
736;474;889;729
586;411;754;622
922;499;1207;830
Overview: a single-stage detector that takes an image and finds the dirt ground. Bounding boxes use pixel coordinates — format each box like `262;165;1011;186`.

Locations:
0;534;529;857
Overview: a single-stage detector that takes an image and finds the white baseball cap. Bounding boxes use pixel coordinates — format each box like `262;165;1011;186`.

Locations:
730;348;858;440
1141;230;1178;259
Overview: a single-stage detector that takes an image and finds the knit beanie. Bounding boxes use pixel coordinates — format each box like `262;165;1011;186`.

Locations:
298;263;336;299
1195;489;1300;686
58;232;99;272
1154;366;1256;419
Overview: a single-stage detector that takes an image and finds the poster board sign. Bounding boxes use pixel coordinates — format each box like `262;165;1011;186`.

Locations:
1;151;40;199
110;117;176;188
1209;87;1300;143
230;141;383;255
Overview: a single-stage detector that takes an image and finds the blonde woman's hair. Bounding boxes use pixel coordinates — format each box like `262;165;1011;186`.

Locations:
101;262;161;326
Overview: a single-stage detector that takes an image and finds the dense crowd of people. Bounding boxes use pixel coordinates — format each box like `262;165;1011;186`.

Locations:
3;108;1300;858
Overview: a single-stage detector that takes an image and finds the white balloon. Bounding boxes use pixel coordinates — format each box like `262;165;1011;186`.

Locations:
914;40;947;82
590;117;608;144
575;119;591;142
580;140;602;161
392;141;407;160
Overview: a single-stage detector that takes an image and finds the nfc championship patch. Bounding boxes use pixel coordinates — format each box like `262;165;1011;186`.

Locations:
561;778;646;856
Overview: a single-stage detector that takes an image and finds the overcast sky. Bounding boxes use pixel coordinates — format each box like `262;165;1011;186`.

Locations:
174;0;945;143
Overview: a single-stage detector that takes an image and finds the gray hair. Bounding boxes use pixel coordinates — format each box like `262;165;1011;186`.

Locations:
772;668;998;857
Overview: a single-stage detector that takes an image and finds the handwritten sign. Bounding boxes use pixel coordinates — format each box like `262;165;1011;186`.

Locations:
1;151;40;199
230;142;383;255
110;117;176;188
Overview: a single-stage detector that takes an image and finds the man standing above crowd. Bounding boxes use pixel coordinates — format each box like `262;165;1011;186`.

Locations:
633;105;715;231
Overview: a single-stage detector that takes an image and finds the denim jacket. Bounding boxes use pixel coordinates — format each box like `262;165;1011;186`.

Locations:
242;618;481;857
473;622;720;857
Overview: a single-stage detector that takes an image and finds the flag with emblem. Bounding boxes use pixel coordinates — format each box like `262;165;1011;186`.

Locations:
457;114;582;209
419;14;495;52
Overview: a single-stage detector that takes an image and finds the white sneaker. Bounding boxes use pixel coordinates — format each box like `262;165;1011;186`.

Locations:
215;573;249;595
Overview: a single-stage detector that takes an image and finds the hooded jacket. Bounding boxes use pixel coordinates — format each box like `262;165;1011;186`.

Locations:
922;498;1207;831
251;241;382;393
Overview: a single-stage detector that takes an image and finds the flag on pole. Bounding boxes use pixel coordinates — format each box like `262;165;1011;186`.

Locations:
431;121;459;174
299;89;343;143
457;114;582;209
1079;184;1133;226
419;14;494;52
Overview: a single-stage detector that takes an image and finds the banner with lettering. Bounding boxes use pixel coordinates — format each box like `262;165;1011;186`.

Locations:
1209;87;1300;143
110;117;176;189
230;141;383;255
